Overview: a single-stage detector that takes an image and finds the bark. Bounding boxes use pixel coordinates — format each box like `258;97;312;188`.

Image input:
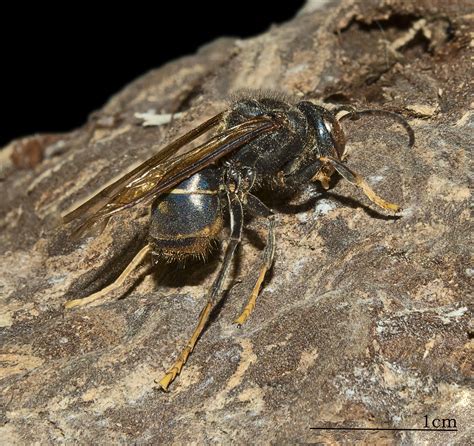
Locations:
0;0;472;444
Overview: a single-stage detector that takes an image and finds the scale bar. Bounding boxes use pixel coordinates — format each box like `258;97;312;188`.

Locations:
310;427;457;432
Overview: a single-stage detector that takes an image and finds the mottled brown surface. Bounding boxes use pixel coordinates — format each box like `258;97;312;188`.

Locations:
1;1;472;444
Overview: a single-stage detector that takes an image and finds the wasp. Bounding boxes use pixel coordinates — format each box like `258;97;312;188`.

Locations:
62;92;414;391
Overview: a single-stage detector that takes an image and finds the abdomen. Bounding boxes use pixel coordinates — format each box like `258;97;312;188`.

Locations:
149;168;223;262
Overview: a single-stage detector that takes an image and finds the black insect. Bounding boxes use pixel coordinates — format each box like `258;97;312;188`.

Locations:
63;92;414;391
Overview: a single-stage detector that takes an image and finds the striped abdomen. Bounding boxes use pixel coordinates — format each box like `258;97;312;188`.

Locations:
149;169;223;261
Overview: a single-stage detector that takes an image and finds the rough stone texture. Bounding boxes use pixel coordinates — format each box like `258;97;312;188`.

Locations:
1;1;472;444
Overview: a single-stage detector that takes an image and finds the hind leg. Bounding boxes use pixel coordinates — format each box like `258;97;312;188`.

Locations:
64;244;151;309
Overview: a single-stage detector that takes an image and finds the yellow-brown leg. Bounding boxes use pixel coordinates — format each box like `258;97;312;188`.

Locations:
157;301;212;391
234;217;275;326
320;156;401;212
65;244;151;309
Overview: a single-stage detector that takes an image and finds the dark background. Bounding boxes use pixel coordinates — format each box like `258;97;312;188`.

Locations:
1;2;305;147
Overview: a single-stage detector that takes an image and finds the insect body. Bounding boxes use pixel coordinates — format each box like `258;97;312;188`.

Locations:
63;93;414;391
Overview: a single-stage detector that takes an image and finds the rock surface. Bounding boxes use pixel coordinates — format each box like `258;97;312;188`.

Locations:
1;0;472;444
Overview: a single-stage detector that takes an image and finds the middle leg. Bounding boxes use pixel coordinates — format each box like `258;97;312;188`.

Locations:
234;194;276;326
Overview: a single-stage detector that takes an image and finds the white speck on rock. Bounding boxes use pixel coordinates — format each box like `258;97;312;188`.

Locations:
443;307;468;319
313;199;336;217
48;275;67;285
400;207;414;218
368;175;384;184
134;110;184;127
296;212;309;223
286;63;309;74
345;389;355;398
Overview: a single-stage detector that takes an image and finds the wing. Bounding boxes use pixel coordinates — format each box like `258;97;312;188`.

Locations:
63;112;224;225
63;111;280;235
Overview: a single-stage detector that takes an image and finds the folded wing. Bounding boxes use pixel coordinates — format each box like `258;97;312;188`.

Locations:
63;112;279;236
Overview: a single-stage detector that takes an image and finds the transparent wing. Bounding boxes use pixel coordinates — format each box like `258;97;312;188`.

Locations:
63;112;224;225
63;112;279;235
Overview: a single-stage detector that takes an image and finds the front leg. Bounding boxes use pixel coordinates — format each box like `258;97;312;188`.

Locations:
283;156;401;213
320;156;401;212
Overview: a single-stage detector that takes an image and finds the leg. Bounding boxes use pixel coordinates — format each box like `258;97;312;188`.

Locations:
157;190;244;391
283;159;324;190
283;158;336;191
320;156;401;212
64;244;151;309
234;194;276;326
